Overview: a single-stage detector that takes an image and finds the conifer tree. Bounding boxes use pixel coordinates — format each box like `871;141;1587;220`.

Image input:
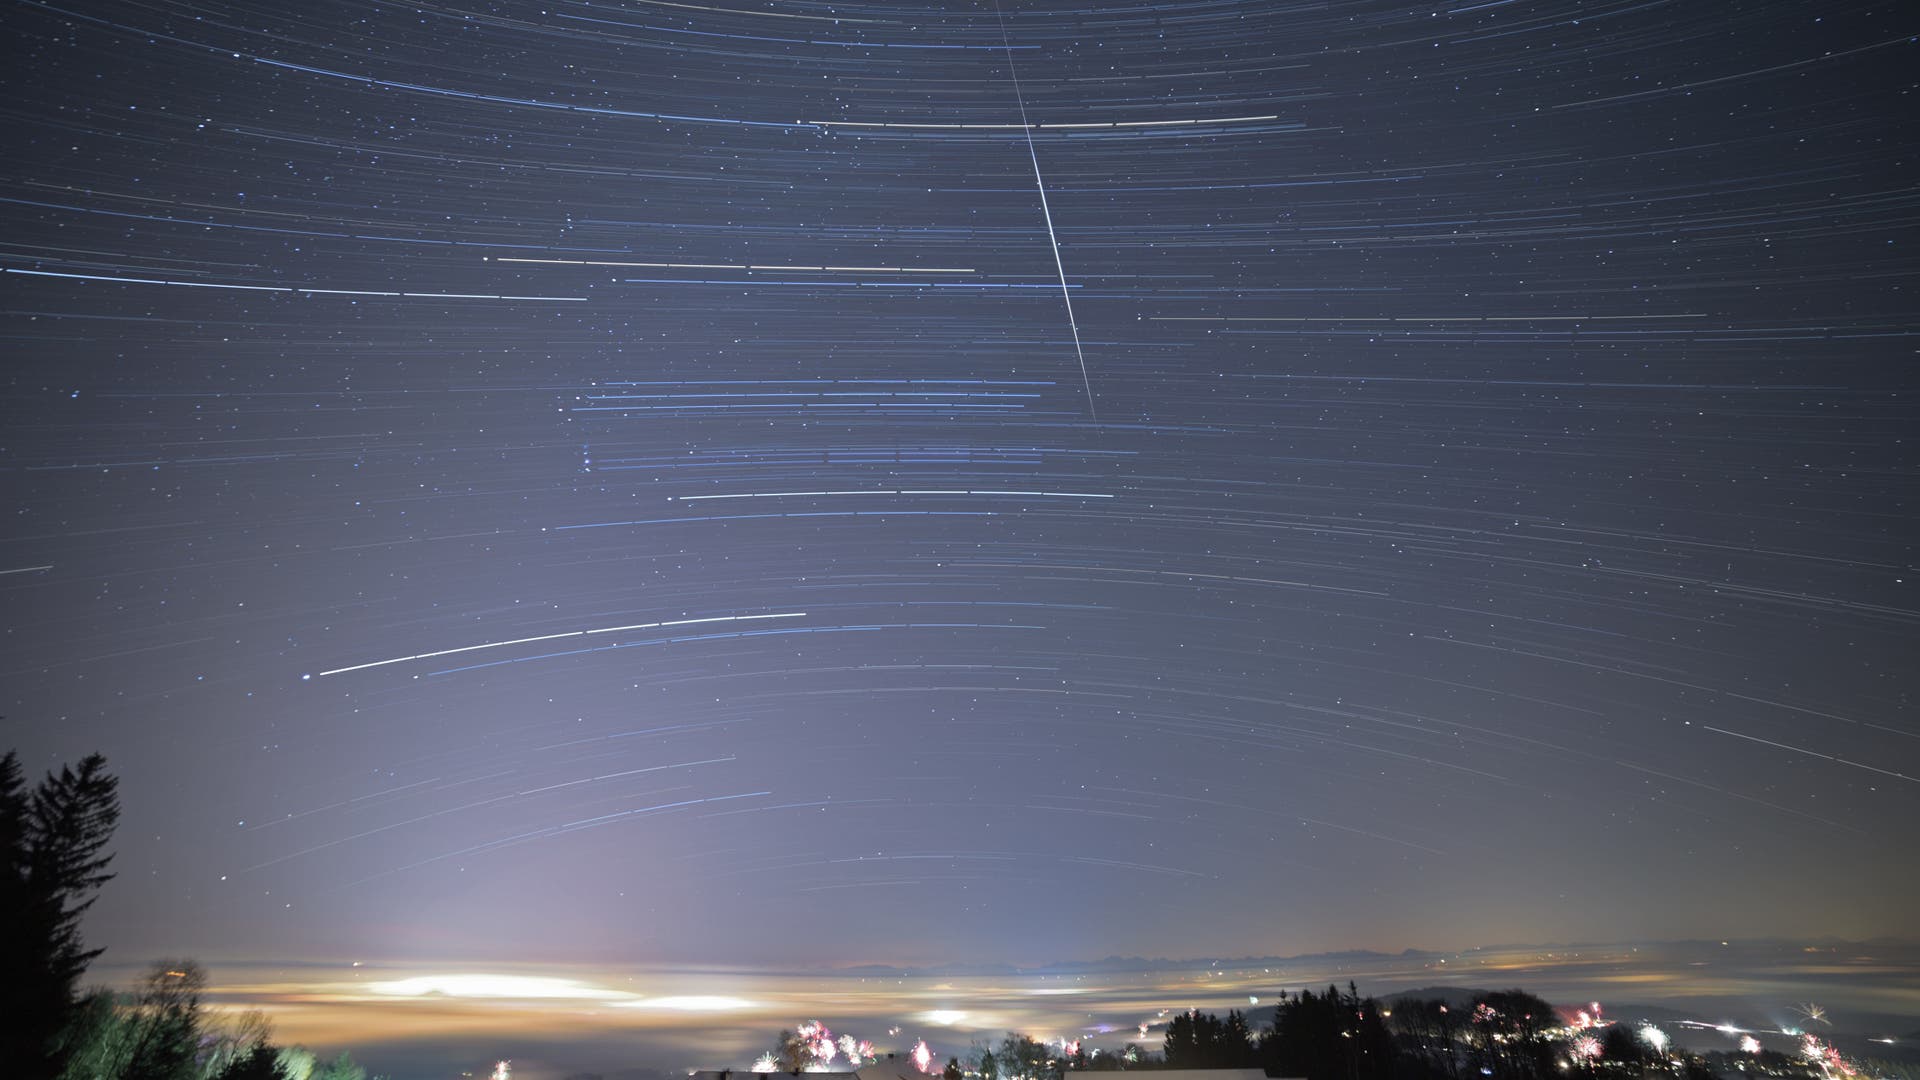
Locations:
0;750;122;1080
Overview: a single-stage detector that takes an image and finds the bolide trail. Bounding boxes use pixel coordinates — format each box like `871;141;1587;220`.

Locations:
994;0;1096;421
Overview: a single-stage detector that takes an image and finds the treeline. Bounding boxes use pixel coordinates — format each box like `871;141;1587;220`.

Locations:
56;958;372;1080
940;983;1911;1080
1098;985;1657;1080
970;984;1560;1080
1083;985;1905;1080
1165;983;1402;1078
2;751;378;1080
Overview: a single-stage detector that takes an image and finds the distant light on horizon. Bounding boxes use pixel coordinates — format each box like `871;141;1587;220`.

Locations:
368;974;624;1000
612;995;756;1012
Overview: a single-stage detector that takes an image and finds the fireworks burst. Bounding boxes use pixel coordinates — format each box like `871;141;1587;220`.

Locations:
767;1021;889;1072
1801;1034;1855;1074
1795;1004;1832;1028
802;1022;838;1069
841;1034;876;1067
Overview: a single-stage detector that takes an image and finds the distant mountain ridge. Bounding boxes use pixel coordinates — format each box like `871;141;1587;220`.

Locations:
830;938;1920;985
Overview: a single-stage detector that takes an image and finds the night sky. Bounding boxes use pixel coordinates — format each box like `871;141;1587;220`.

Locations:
2;0;1916;978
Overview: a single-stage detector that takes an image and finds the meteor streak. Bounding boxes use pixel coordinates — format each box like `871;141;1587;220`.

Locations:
994;0;1096;420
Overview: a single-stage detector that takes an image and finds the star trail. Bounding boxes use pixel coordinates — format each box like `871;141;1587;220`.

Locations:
2;0;1915;1012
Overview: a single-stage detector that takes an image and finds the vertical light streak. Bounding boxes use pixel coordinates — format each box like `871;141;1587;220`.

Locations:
993;0;1098;420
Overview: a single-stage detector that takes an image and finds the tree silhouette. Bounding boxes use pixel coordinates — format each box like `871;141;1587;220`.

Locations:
1388;998;1466;1080
312;1050;370;1080
775;1029;808;1073
996;1033;1061;1080
1;750;122;1080
1599;1026;1643;1066
1164;1011;1203;1067
1261;984;1395;1080
1222;1011;1254;1066
275;1046;321;1080
218;1045;287;1080
1463;991;1556;1080
51;990;142;1080
124;960;207;1080
1165;1009;1257;1068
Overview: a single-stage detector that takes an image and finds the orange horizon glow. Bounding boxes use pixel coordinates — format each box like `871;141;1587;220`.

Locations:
135;941;1920;1062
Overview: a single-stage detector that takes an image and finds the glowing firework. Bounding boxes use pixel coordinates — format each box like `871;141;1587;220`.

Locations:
1799;1036;1853;1076
807;1024;838;1069
1740;1037;1761;1055
840;1035;877;1067
769;1021;885;1072
912;1039;935;1074
1795;1004;1831;1028
1639;1026;1669;1054
491;1064;511;1080
1572;1037;1601;1061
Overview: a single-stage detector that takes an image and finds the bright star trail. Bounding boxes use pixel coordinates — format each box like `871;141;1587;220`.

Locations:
1;0;1915;1074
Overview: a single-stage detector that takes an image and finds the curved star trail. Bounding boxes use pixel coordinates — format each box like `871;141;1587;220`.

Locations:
1;0;1913;975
